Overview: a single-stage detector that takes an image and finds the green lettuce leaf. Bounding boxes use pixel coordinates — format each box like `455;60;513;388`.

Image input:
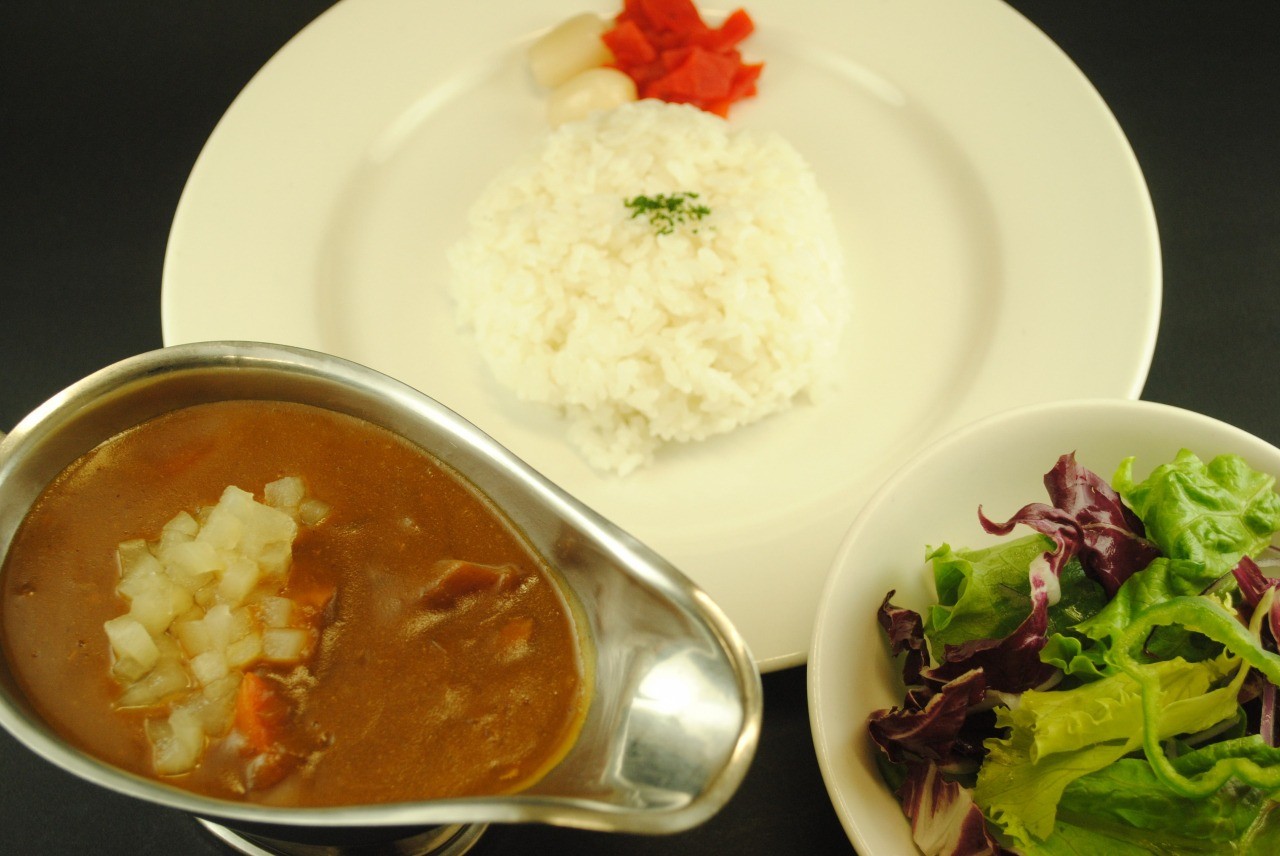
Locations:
1074;558;1225;664
1040;558;1220;679
1114;450;1280;576
1014;748;1280;855
925;537;1048;647
1039;632;1109;681
1013;820;1158;855
1111;594;1280;799
1172;735;1280;780
974;654;1244;849
925;538;1107;649
1004;594;1280;851
1049;559;1111;637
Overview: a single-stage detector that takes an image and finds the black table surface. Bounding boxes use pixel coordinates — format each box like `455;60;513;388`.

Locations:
4;2;1280;853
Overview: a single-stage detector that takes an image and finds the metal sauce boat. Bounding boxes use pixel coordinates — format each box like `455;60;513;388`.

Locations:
0;342;762;855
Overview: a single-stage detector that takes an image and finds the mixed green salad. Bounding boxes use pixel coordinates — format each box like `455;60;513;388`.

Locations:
869;449;1280;855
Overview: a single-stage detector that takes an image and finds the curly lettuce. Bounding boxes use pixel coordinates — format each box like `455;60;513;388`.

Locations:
1114;450;1280;577
1112;592;1280;799
974;654;1245;848
1031;749;1280;854
1074;557;1225;666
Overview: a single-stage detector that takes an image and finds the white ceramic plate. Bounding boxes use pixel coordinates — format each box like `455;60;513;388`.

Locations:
161;0;1159;669
808;399;1280;853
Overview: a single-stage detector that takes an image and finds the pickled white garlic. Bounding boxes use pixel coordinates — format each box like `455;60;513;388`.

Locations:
547;67;637;127
528;13;613;88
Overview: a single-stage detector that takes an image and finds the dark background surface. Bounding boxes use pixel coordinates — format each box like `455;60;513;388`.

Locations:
3;1;1279;853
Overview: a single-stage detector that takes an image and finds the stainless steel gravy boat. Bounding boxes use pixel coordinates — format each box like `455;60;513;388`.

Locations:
0;342;762;853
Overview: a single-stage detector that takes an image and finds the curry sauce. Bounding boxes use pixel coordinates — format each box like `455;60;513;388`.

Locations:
0;401;587;806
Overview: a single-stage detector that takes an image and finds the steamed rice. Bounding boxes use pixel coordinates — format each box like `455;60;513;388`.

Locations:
448;100;848;475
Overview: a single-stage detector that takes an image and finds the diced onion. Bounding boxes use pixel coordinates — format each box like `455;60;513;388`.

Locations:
159;539;223;590
298;499;331;526
129;576;193;636
217;485;257;515
261;628;309;664
264;476;306;511
225;632;263;670
239;503;297;560
255;596;294;629
104;616;159;681
197;504;243;551
218;554;262;605
194;675;240;736
116;658;190;708
162;510;200;538
105;476;330;778
117;539;163;580
193;582;219;610
148;707;205;775
189;650;229;686
201;603;233;648
255;541;292;578
153;633;183;661
174;616;213;658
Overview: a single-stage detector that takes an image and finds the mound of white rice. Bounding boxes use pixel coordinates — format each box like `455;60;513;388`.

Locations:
448;100;848;475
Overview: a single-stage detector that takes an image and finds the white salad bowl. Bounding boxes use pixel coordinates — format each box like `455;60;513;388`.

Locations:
807;398;1280;855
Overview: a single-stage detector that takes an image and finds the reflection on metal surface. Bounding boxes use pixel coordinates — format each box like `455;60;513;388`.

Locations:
198;819;487;856
0;342;762;849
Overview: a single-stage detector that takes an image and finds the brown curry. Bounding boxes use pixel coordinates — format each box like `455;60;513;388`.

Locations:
0;401;587;806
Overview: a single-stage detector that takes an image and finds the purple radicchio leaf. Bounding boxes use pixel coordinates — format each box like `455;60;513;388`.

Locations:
977;500;1081;578
898;762;1012;856
868;669;986;765
924;556;1057;693
979;452;1161;596
878;590;928;685
1233;555;1280;618
1232;556;1280;746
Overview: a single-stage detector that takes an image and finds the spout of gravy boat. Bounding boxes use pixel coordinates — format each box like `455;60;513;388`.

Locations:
0;342;762;837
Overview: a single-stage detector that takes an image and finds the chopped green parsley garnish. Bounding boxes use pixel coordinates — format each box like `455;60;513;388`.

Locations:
623;192;711;236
